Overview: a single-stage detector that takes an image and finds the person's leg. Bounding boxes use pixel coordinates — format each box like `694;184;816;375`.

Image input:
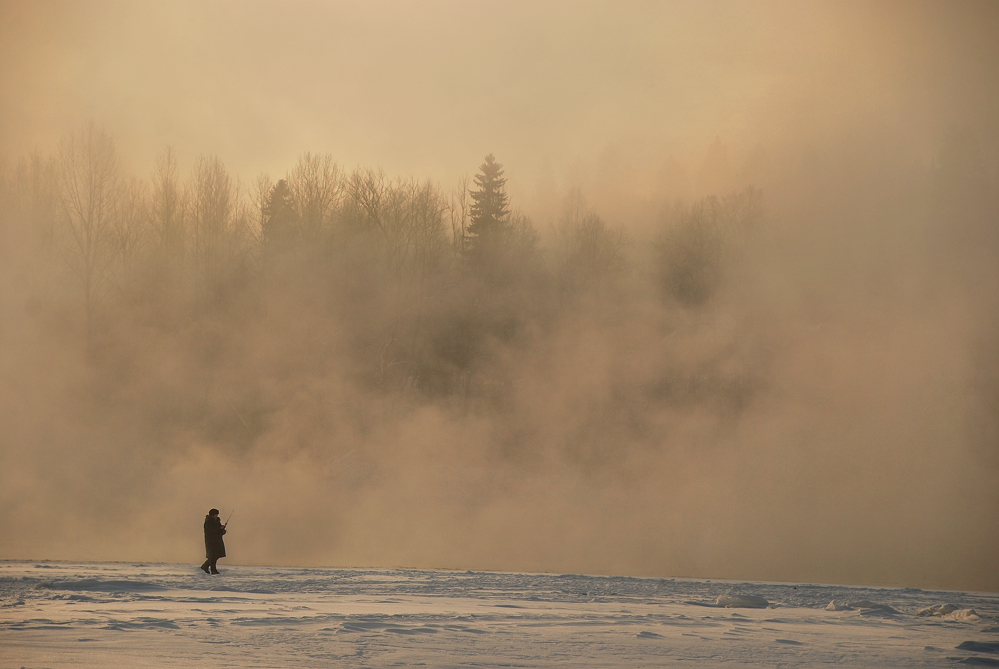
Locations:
201;560;211;574
210;557;220;574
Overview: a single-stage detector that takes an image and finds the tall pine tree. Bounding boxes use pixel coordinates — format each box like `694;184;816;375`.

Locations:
262;179;299;251
465;154;510;263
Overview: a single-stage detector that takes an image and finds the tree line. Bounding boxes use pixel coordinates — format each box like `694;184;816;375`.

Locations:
1;121;993;469
0;123;767;415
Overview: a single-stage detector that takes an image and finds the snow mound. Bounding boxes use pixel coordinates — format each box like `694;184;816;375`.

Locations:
636;630;664;639
918;604;981;621
824;600;899;614
918;603;961;616
715;594;770;609
956;657;999;667
849;600;900;615
957;641;999;654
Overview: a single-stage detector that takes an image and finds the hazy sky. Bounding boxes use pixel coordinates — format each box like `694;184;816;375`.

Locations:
2;1;996;199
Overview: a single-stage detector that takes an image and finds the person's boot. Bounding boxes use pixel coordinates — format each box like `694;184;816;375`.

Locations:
201;561;211;574
210;568;220;575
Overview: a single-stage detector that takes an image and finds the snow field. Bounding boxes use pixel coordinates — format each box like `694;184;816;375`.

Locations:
2;561;998;667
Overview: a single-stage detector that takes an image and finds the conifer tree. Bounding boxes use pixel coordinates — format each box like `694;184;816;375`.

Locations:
262;179;298;250
465;154;510;258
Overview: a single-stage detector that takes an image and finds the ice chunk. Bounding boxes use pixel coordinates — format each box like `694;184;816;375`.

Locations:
715;594;770;609
826;600;852;611
918;604;958;617
918;604;980;621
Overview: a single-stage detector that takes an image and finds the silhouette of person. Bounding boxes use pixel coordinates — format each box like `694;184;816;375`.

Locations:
201;508;227;575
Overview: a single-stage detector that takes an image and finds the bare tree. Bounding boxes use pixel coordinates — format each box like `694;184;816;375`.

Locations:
58;122;120;338
359;177;451;281
341;170;452;283
406;180;450;285
252;173;273;239
654;187;765;306
150;147;184;273
345;167;388;237
447;175;470;258
381;178;420;277
552;188;627;291
111;175;149;293
287;152;343;242
187;155;240;300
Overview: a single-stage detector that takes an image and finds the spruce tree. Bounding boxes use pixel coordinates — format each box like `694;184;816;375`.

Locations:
466;154;511;259
262;179;299;250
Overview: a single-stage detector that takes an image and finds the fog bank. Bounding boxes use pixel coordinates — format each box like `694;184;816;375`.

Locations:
1;1;997;591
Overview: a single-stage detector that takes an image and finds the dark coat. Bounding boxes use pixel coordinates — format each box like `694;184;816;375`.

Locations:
204;515;227;560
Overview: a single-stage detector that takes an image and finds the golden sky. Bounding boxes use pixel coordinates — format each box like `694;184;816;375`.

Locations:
2;0;996;194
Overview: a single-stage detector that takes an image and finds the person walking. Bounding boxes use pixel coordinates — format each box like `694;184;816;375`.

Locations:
201;508;227;575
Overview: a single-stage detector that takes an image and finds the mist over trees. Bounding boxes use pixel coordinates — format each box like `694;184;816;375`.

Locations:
1;123;995;441
0;127;777;451
1;121;997;590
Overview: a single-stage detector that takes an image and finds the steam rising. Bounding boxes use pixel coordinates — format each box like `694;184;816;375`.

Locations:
1;1;997;591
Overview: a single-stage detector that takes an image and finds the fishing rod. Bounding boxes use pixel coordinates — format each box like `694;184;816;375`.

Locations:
224;509;235;528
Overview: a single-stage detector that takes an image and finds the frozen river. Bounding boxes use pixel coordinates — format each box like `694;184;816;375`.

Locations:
2;561;998;667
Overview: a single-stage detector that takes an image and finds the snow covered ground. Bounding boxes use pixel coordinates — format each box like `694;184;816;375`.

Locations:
2;561;998;667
